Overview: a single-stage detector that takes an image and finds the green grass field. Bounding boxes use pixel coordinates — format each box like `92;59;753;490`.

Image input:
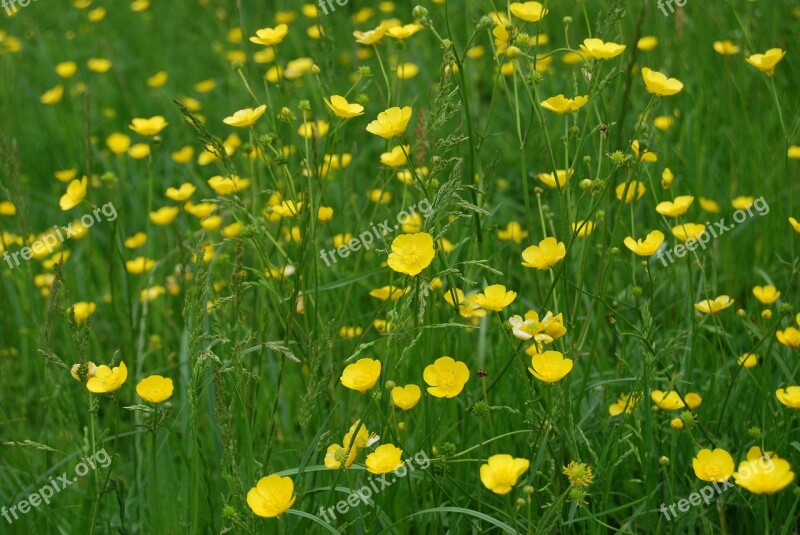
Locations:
1;0;800;533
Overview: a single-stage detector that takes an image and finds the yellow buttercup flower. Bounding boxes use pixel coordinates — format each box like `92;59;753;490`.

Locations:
693;448;734;482
776;327;800;348
738;353;759;369
70;361;98;381
249;24;289;46
733;447;794;494
608;393;638;416
40;85;64;105
637;36;658;51
745;48;786;76
580;38;625;60
498;221;529;243
380;145;409;167
147;70;167;88
391;384;421;410
521;237;566;270
297;120;329;139
324;442;359;469
537;169;571;189
136;375;174;403
129;116;168;136
623;230;664;256
86;361;127;393
650;390;702;411
369;285;405;301
125;232;147;249
0;200;16;216
672;223;706;241
325;95;364;119
353;26;387;46
87;58;112;73
166;183;196;202
473;284;517;311
509;1;548;22
387;232;435;276
694;295;733;314
541;94;589;114
571;220;594;237
55;168;78;182
654;115;674;131
615;181;646;203
386;23;423;40
340;358;381;393
128;143;150;159
222;104;266;127
528;350;573;383
208;175;251;195
59;176;88;211
641;67;683;96
55;61;78;78
480;454;530;495
699;197;721;213
789;217;800;233
788;147;800;159
713;40;739;55
246;474;296;517
150;206;180;225
423;356;469;398
107;133;131;155
732;196;754;210
656;196;694;217
71;301;96;324
365;444;404;474
776;386;800;409
661;168;674;189
366;106;412;138
753;285;780;305
126;257;155;274
631;140;657;162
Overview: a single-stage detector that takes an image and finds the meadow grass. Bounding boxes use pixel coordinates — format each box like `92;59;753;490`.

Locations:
1;0;799;533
